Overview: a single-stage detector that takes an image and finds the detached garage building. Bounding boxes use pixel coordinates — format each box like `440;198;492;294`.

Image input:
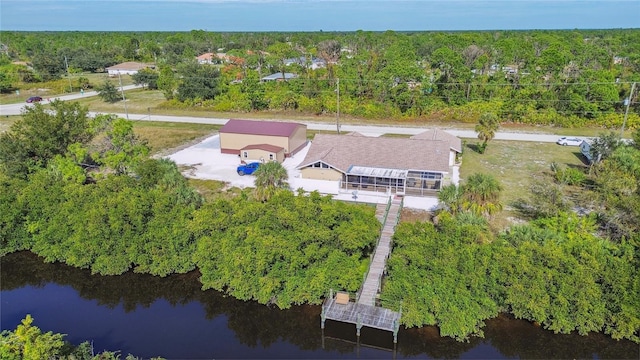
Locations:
219;119;307;161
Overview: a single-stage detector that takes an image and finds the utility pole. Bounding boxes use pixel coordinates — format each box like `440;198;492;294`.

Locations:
336;78;340;134
621;82;636;137
118;72;129;120
64;56;72;93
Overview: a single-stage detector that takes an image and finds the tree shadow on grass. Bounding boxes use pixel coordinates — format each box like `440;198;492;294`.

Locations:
466;142;486;154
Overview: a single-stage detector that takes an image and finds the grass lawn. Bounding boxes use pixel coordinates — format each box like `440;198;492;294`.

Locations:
460;139;588;229
0;116;20;133
0;73;132;105
73;88;167;114
187;178;243;202
132;121;220;154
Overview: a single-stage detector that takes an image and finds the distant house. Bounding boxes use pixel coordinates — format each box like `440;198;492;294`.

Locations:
296;133;453;196
106;62;154;76
283;56;327;70
261;72;298;82
613;56;628;65
219;119;308;159
196;52;231;64
197;53;215;64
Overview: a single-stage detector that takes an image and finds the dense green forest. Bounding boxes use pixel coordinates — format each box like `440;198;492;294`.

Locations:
1;29;639;127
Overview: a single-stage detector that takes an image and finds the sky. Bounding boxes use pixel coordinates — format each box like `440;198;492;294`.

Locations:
0;0;638;32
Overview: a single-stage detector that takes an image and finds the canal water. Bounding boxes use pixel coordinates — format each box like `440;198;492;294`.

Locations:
1;252;638;359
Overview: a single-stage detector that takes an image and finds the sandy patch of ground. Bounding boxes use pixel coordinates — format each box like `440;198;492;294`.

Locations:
167;134;440;211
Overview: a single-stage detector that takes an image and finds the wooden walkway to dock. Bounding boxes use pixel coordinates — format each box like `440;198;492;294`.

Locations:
358;197;402;306
321;196;403;343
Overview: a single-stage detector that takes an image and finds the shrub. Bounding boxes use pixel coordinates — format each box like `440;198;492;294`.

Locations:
553;164;586;185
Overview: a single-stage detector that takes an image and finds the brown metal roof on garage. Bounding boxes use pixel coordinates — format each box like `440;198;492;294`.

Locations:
220;119;304;137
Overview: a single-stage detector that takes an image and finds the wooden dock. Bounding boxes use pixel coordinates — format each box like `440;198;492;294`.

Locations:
321;196;403;343
321;290;401;342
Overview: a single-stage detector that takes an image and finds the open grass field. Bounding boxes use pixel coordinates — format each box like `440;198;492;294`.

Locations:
73;88;167;114
0;116;219;155
460;138;588;229
132;121;220;155
460;139;587;205
400;139;586;227
0;73;132;105
0;116;20;133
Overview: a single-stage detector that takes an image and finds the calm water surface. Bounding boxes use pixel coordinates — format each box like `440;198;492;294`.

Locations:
1;252;638;359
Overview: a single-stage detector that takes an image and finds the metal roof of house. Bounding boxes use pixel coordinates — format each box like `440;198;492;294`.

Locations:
284;57;327;65
105;62;154;71
261;73;298;81
410;129;463;153
241;143;285;152
297;134;451;174
220;119;305;137
197;53;214;61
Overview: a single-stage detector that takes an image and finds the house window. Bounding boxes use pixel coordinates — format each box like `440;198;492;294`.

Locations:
243;151;248;158
269;154;274;160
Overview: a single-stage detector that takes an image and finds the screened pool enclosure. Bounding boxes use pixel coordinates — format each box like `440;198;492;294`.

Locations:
343;165;444;196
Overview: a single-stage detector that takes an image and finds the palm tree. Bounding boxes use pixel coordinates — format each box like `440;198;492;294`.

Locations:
253;161;290;201
461;173;503;217
475;112;500;153
437;183;462;214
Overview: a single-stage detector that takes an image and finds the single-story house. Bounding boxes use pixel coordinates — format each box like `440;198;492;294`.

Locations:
296;133;453;196
196;53;216;64
219;119;307;159
196;52;231;64
410;129;462;166
261;73;298;82
283;56;327;70
240;144;286;163
105;62;155;76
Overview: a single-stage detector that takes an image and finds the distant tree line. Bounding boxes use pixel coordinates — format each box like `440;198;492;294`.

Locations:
1;29;638;127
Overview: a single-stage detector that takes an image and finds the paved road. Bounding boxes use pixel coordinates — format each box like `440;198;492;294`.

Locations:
98;111;568;142
1;89;581;142
0;85;142;116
